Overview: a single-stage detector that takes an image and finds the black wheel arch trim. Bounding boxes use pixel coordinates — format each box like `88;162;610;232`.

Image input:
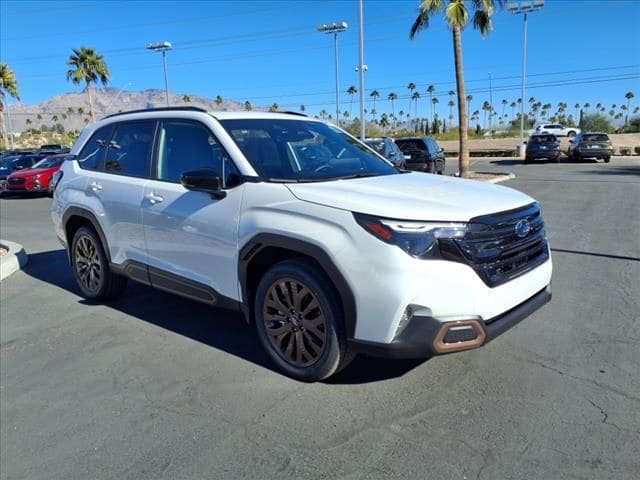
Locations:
238;233;358;338
62;207;112;263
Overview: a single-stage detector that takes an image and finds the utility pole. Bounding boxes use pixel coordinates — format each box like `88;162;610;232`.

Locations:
146;42;172;106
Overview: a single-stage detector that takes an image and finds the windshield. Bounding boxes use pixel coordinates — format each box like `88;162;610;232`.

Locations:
220;119;397;182
32;156;64;169
582;134;610;142
531;135;556;143
0;157;18;169
363;140;385;154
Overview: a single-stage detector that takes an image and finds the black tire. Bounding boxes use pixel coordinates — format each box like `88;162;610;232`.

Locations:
71;225;127;300
524;156;531;164
604;156;611;163
553;154;560;163
254;258;353;381
426;161;436;174
567;131;576;138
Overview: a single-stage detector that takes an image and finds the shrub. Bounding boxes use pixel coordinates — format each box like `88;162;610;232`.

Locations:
619;147;632;156
634;146;640;155
579;113;614;133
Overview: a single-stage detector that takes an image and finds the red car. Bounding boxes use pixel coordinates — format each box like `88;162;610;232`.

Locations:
4;154;72;196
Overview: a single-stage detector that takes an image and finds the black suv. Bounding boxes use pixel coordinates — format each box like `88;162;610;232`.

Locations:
568;132;613;163
363;137;406;167
394;137;445;174
525;133;561;163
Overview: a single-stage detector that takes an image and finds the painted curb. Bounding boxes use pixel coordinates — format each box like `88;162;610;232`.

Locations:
485;173;516;184
0;240;28;281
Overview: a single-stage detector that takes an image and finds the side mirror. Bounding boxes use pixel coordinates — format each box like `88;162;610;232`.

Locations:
439;147;445;153
181;169;226;199
523;141;528;145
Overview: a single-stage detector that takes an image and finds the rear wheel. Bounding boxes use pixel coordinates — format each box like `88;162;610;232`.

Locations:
254;259;354;381
71;226;127;300
604;156;611;163
524;156;532;164
426;161;436;174
567;131;577;138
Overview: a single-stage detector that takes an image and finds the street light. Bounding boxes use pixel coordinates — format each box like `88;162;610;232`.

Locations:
146;41;172;106
357;0;366;139
507;0;544;156
317;21;348;126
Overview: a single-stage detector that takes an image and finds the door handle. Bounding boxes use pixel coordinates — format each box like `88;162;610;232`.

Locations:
145;192;164;204
89;181;102;192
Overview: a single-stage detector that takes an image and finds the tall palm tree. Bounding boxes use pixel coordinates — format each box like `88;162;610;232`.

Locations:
347;85;357;120
399;109;405;128
426;85;436;123
244;101;252;111
411;91;421;121
482;101;491;129
0;63;20;147
574;103;580;119
624;91;634;125
466;95;473;127
269;103;279;112
510;101;517;120
501;98;507;117
182;94;191;103
583;102;590;114
300;104;306;113
215;95;223;107
379;113;390;132
431;97;439;120
407;82;416;115
388;92;398;118
411;0;500;177
66;47;110;122
370;90;380;119
320;109;328;120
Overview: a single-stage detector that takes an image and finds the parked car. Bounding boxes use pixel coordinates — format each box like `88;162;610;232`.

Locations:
39;144;70;154
394;137;446;174
525;133;561;163
4;153;72;196
52;107;552;381
567;132;613;162
363;137;407;167
534;123;580;138
0;154;44;192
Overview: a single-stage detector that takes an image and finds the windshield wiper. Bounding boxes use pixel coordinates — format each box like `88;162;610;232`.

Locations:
335;172;383;180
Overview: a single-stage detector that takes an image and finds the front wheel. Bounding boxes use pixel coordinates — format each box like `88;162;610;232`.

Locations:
604;156;611;163
254;259;353;381
426;161;436;174
567;131;577;138
71;225;127;300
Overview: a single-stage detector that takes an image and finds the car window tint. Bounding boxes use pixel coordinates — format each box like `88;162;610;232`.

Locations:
78;126;112;170
582;134;609;142
105;122;155;177
156;120;230;183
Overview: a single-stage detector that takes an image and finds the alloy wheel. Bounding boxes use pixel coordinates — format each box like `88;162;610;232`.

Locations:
262;278;327;367
74;234;102;293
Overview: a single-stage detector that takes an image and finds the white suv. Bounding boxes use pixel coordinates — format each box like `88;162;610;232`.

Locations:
534;123;580;138
51;107;552;381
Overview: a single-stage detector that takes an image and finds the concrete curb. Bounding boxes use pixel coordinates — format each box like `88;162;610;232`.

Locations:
0;240;28;281
484;173;516;184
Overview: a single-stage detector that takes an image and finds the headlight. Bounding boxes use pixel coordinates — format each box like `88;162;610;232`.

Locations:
32;174;41;180
354;213;466;258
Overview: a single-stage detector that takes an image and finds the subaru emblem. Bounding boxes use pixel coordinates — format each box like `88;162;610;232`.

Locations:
515;219;531;238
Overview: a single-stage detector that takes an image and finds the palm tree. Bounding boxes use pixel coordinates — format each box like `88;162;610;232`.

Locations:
411;0;500;177
347;85;357;120
77;108;84;117
407;82;416;115
482;101;491;129
399;109;405;128
411;91;421;121
300;104;306;113
431;97;439;120
52;115;59;123
583;102;591;114
67;107;74;116
510;101;517;120
244;101;252;111
37;113;43;121
466;95;473;127
269;103;279;112
426;85;436;123
66;46;110;122
182;94;191;103
633;106;640;115
319;109;328;120
574;103;580;119
215;95;223;107
26;118;32;127
501;99;507;117
388;92;398;118
379;113;390;132
0;63;20;147
61;113;67;121
624;91;634;125
370;90;380;119
448;99;455;121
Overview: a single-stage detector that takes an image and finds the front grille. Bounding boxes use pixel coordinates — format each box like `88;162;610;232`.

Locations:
8;177;25;185
441;203;549;287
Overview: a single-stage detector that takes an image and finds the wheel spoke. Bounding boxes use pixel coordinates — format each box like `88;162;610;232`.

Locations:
301;297;319;316
266;323;290;337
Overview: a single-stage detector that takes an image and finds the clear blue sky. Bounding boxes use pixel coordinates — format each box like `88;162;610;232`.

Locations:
1;0;639;122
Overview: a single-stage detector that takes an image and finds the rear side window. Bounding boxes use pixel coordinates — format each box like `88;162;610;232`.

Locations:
77;126;112;170
156;120;227;183
105;122;155;177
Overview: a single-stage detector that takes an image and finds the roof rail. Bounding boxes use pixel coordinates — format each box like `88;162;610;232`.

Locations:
102;106;209;119
279;111;307;117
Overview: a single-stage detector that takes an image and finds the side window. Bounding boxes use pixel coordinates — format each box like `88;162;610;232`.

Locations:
105;122;155;177
77;126;112;171
156;120;232;184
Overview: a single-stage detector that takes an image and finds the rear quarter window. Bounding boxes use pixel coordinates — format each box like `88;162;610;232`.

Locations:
77;126;113;171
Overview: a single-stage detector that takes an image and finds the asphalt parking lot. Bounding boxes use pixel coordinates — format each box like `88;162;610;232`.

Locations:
1;157;639;480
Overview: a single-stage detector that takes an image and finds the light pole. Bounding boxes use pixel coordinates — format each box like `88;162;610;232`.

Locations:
317;21;348;126
146;41;172;106
357;0;366;139
507;0;544;156
488;72;493;139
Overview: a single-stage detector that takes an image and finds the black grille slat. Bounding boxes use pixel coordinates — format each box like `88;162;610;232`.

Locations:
8;177;25;185
451;203;549;287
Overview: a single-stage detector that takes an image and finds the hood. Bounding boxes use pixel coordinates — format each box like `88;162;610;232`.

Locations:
285;172;533;222
8;166;58;179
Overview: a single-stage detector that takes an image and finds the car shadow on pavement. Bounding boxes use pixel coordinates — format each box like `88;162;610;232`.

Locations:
21;249;425;384
578;165;640;176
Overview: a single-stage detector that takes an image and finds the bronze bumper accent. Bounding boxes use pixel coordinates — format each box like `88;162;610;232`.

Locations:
432;319;486;353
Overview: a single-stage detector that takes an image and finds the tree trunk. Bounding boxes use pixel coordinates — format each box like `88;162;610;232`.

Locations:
0;96;8;147
452;26;469;178
86;81;95;123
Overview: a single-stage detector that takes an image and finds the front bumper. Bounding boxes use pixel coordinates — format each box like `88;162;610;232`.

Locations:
6;180;46;192
349;284;551;358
